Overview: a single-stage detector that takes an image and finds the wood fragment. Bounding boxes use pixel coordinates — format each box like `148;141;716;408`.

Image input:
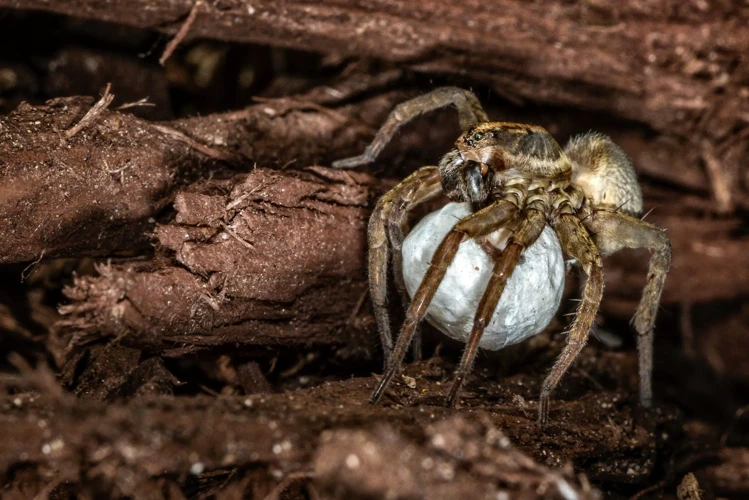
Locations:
150;123;237;162
116;97;155;110
9;0;748;141
56;168;376;354
701;140;734;213
0;85;391;263
63;82;114;139
159;0;203;66
677;473;703;500
7;0;747;210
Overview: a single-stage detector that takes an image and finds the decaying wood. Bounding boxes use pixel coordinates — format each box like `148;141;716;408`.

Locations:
609;210;749;305
7;0;749;209
54;182;749;358
0;86;390;264
4;352;664;499
0;95;201;264
314;417;597;499
10;0;745;135
2;3;749;498
56;168;377;354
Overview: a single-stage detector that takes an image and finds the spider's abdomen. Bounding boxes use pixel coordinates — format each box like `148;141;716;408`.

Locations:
565;132;643;217
401;203;565;350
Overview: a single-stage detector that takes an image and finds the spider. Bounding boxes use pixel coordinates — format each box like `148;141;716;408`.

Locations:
332;87;671;426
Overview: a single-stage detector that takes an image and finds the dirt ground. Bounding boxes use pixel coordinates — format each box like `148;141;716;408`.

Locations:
1;3;749;499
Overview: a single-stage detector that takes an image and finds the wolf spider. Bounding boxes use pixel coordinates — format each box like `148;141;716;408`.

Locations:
332;87;671;426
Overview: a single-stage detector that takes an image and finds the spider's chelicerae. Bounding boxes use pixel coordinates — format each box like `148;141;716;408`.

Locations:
332;87;671;427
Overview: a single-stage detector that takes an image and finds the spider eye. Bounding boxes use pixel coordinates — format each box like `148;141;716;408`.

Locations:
472;132;484;141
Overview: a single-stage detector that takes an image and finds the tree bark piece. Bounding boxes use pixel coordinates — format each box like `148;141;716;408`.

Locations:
609;211;749;306
314;417;597;500
0;87;387;264
7;0;748;208
55;168;749;356
57;167;377;354
1;352;663;498
0;96;200;264
7;0;747;133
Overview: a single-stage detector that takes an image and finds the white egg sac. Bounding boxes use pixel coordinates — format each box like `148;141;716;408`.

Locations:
401;203;566;350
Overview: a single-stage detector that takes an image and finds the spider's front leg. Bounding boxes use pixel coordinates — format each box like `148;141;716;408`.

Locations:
369;166;442;367
370;200;518;404
582;210;671;407
540;213;604;428
446;207;547;407
332;87;488;169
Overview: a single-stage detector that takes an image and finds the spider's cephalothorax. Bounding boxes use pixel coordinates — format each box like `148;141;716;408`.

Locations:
439;122;576;209
332;87;670;427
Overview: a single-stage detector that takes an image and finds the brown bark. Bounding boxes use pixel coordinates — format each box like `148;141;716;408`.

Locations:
56;167;377;354
609;209;749;305
0;85;390;264
8;0;746;135
2;4;749;498
6;0;749;209
54;184;749;358
1;352;656;498
0;96;199;264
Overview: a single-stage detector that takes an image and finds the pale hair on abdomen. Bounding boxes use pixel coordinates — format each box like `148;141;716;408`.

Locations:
565;132;643;217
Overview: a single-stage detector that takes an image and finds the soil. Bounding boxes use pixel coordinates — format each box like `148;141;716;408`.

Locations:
1;4;748;499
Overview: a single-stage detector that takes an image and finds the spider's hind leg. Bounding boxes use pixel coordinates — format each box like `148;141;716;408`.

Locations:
446;208;547;407
540;213;604;427
387;202;424;361
332;87;489;169
369;166;442;368
582;210;671;408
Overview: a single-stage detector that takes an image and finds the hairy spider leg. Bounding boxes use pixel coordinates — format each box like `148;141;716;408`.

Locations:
582;210;671;407
370;200;518;404
386;170;446;362
540;214;604;428
368;167;442;366
446;208;547;407
331;87;488;169
387;184;444;363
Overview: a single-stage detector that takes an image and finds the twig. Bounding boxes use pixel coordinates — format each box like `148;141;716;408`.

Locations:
116;97;155;110
226;179;265;210
64;83;114;139
701;140;733;213
199;384;222;397
160;0;203;65
223;226;255;250
20;249;45;282
150;123;236;162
